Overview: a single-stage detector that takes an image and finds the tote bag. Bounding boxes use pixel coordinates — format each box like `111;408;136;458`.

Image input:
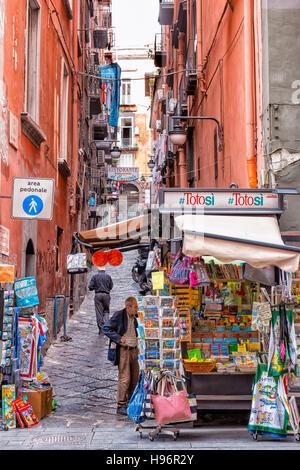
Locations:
67;240;88;274
127;372;147;424
169;249;190;285
151;376;191;425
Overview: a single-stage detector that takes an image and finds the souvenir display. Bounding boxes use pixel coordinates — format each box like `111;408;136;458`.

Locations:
0;278;53;430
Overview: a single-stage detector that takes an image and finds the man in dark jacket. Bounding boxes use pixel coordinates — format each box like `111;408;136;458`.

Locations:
88;267;113;334
102;297;139;415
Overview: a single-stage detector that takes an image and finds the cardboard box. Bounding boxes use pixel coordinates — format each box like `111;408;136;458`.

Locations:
23;387;52;421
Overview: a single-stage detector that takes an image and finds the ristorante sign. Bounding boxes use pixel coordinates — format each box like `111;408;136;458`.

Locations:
159;189;283;213
107;167;139;182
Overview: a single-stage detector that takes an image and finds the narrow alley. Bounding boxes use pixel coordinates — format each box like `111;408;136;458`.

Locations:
0;251;299;451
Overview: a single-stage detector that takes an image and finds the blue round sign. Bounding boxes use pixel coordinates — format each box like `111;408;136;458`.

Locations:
22;195;44;216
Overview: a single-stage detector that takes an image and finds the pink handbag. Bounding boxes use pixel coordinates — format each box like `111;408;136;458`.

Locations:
151;377;191;425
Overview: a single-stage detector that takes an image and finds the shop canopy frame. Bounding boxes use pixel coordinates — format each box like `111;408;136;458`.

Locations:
75;213;151;253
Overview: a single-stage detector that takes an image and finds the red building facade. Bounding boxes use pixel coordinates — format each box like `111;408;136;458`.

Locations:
150;0;265;192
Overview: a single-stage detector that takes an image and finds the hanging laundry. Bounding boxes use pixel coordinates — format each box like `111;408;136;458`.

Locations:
99;62;121;128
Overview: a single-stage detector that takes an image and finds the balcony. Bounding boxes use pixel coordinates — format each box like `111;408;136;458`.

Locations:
154;33;166;68
158;0;174;26
120;138;138;151
185;38;197;96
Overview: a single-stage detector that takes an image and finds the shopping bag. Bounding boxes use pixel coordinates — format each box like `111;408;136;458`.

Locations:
67;240;87;274
189;258;210;287
151;376;191;425
145;246;161;276
141;372;156;419
107;342;118;366
127;372;147;424
168;249;190;285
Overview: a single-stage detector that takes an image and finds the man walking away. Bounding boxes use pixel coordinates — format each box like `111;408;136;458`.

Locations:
102;297;139;415
88;266;113;334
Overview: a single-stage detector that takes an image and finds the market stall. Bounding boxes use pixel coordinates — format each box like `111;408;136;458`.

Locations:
0;268;53;430
155;188;300;421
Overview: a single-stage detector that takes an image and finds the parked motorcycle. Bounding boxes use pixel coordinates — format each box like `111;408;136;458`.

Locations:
132;246;152;294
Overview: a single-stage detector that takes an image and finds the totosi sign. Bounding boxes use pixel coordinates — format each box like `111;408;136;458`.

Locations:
159;189;282;213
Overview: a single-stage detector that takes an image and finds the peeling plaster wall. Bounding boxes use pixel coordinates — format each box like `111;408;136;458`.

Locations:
262;0;300;231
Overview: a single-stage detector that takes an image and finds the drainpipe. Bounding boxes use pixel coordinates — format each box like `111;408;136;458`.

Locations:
244;0;258;188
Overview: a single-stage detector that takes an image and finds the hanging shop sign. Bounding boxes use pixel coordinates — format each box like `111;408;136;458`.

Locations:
107;167;139;182
158;188;285;214
11;177;55;220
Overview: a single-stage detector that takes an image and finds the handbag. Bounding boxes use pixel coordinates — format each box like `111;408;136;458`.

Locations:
141;372;156;419
127;372;147;424
107;341;118;366
67;240;88;274
168;249;190;285
189;258;210;287
151;376;191;425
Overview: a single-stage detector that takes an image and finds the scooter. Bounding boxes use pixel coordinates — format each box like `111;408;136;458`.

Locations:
132;247;152;294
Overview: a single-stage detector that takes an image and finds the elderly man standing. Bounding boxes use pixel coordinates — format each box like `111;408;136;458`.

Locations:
102;297;139;415
88;266;113;335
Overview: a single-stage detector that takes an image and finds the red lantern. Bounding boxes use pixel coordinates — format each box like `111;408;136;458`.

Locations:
107;250;123;266
92;251;108;267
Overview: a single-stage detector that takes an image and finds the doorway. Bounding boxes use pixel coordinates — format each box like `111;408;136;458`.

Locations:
25;239;36;277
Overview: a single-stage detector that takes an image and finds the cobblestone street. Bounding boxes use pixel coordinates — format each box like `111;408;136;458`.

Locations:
0;250;300;451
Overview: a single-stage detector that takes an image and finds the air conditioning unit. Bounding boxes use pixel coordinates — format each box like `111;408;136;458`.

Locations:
156;120;162;131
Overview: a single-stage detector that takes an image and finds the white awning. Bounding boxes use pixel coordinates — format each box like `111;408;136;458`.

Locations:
175;214;300;273
78;214;149;251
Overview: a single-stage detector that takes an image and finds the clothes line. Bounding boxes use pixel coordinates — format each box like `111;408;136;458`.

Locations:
76;67;189;82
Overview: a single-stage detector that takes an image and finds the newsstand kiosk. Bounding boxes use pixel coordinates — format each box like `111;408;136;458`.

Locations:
157;187;300;414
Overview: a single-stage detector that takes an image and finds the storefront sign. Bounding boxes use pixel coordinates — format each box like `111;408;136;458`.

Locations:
0;225;9;256
107;167;139;182
159;189;283;213
11;177;55;220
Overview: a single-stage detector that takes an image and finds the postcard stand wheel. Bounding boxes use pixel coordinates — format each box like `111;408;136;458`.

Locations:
135;422;180;441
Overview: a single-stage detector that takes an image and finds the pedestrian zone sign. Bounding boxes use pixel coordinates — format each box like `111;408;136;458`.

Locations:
11;177;55;220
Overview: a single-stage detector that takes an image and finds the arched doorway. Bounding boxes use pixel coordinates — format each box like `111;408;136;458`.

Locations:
121;183;140;218
25;239;36;277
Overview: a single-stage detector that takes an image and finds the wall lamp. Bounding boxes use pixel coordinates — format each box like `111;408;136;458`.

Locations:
170;116;223;152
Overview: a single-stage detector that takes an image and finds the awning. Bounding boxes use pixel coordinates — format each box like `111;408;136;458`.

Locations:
175;214;300;273
78;214;149;251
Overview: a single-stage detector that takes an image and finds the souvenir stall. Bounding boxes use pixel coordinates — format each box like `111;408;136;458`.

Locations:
153;188;300;437
0;267;53;430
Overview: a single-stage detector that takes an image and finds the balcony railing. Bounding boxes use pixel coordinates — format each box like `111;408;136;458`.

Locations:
154;33;167;68
120;138;138;150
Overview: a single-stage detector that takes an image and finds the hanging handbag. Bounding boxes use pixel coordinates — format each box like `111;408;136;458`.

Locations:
188;257;210;287
168;249;190;285
151;376;191;425
127;372;147;424
141;371;156;419
67;240;88;274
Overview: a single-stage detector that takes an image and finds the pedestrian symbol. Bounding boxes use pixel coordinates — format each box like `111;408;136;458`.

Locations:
22;195;44;216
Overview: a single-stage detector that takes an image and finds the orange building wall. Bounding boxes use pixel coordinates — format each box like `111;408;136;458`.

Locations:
0;0;81;312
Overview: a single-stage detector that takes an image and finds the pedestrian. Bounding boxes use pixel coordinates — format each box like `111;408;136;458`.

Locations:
102;297;139;415
88;266;113;335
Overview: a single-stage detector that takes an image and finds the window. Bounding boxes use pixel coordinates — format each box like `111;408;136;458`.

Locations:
121;80;132;105
120;116;134;147
25;0;41;122
60;60;69;160
119;154;135;168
